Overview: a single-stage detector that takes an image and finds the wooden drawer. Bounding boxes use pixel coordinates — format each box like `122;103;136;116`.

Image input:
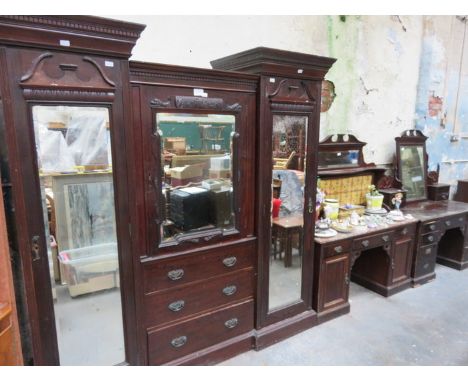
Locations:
395;224;416;239
415;244;437;274
352;232;393;251
421;232;439;246
324;241;352;258
143;268;254;329
441;215;465;230
142;240;254;294
422;221;439;234
147;299;254;365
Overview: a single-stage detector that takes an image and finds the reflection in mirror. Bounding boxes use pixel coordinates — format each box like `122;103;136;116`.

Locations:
156;113;236;244
269;115;308;311
32;105;124;365
400;145;426;200
318;149;359;168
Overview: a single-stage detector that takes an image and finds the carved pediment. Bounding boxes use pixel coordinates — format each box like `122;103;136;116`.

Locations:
268;79;316;105
20;52;115;91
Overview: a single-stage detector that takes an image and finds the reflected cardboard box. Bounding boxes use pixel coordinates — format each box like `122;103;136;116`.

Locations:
170;165;203;186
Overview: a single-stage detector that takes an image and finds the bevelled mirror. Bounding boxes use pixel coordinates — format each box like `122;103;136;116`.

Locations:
155;113;237;246
269;114;308;311
395;129;428;202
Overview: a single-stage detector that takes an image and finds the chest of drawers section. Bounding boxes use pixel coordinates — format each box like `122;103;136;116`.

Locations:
141;239;255;365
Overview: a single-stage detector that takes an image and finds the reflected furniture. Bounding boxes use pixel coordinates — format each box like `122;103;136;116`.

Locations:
313;219;418;322
272;215;303;268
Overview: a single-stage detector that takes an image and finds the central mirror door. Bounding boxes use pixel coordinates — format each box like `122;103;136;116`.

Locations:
155;113;237;246
269;115;308;310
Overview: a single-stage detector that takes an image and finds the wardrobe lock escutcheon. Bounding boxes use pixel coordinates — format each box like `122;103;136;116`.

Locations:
31;235;41;261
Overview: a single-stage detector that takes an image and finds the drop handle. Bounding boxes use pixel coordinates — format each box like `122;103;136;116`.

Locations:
362;240;370;248
308;197;314;214
167;269;184;281
31;235;40;261
344;275;350;285
168;300;185;312
224;318;239;329
429;224;436;231
222;285;237;296
402;228;408;235
428;235;434;242
222;256;237;268
334;246;343;254
170;336;187;348
445;220;451;227
382;235;389;243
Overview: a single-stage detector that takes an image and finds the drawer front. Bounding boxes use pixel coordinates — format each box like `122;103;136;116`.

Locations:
147;299;254;365
353;232;393;251
415;244;437;274
422;221;440;234
142;240;254;294
143;268;254;328
421;232;439;246
395;224;416;239
441;215;465;230
324;241;352;258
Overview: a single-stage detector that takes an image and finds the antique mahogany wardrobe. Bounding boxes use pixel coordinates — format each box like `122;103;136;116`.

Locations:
0;16;145;365
212;48;336;348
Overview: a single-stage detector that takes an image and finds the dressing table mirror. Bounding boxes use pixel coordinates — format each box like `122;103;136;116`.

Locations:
395;129;428;203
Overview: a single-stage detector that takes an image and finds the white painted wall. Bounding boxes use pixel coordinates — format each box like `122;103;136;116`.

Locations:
107;15;437;167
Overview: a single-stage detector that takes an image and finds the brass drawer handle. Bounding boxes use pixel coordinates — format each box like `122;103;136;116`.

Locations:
441;193;448;200
224;318;239;329
334;246;343;254
167;269;184;281
428;235;434;242
402;228;408;235
425;247;432;255
429;224;436;231
459;217;464;222
445;220;451;227
222;285;237;296
362;240;370;248
171;336;187;348
382;235;389;243
222;256;237;268
168;300;185;312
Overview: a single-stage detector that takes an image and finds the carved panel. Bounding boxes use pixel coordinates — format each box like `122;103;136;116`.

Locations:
20;52;116;92
268;79;316;105
150;96;242;112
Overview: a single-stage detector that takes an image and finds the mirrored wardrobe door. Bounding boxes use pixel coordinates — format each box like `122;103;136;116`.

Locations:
31;105;125;365
268;114;309;311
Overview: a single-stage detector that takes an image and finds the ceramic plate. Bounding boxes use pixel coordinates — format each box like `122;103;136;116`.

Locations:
315;228;338;238
331;224;353;233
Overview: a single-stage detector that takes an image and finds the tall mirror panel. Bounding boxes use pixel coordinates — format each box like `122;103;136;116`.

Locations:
269;115;308;311
32;105;124;365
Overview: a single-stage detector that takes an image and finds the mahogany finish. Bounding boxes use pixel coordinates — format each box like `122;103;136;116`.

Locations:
129;60;258;365
402;201;468;284
212;47;336;346
0;16;145;365
313;220;418;323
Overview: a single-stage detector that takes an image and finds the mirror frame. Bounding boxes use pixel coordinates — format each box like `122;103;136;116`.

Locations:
395;129;429;203
153;110;240;249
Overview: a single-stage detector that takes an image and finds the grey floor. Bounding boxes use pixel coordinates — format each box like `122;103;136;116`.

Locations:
221;263;468;366
54;285;125;366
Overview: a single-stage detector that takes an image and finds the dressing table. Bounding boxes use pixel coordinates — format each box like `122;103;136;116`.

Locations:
394;130;468;286
312;134;418;323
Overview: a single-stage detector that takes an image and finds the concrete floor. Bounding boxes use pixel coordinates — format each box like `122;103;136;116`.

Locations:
221;264;468;366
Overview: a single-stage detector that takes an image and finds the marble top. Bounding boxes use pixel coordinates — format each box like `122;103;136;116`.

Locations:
401;200;468;222
314;217;418;245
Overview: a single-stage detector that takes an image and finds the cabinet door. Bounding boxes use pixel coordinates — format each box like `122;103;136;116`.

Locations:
392;237;413;283
318;254;350;312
